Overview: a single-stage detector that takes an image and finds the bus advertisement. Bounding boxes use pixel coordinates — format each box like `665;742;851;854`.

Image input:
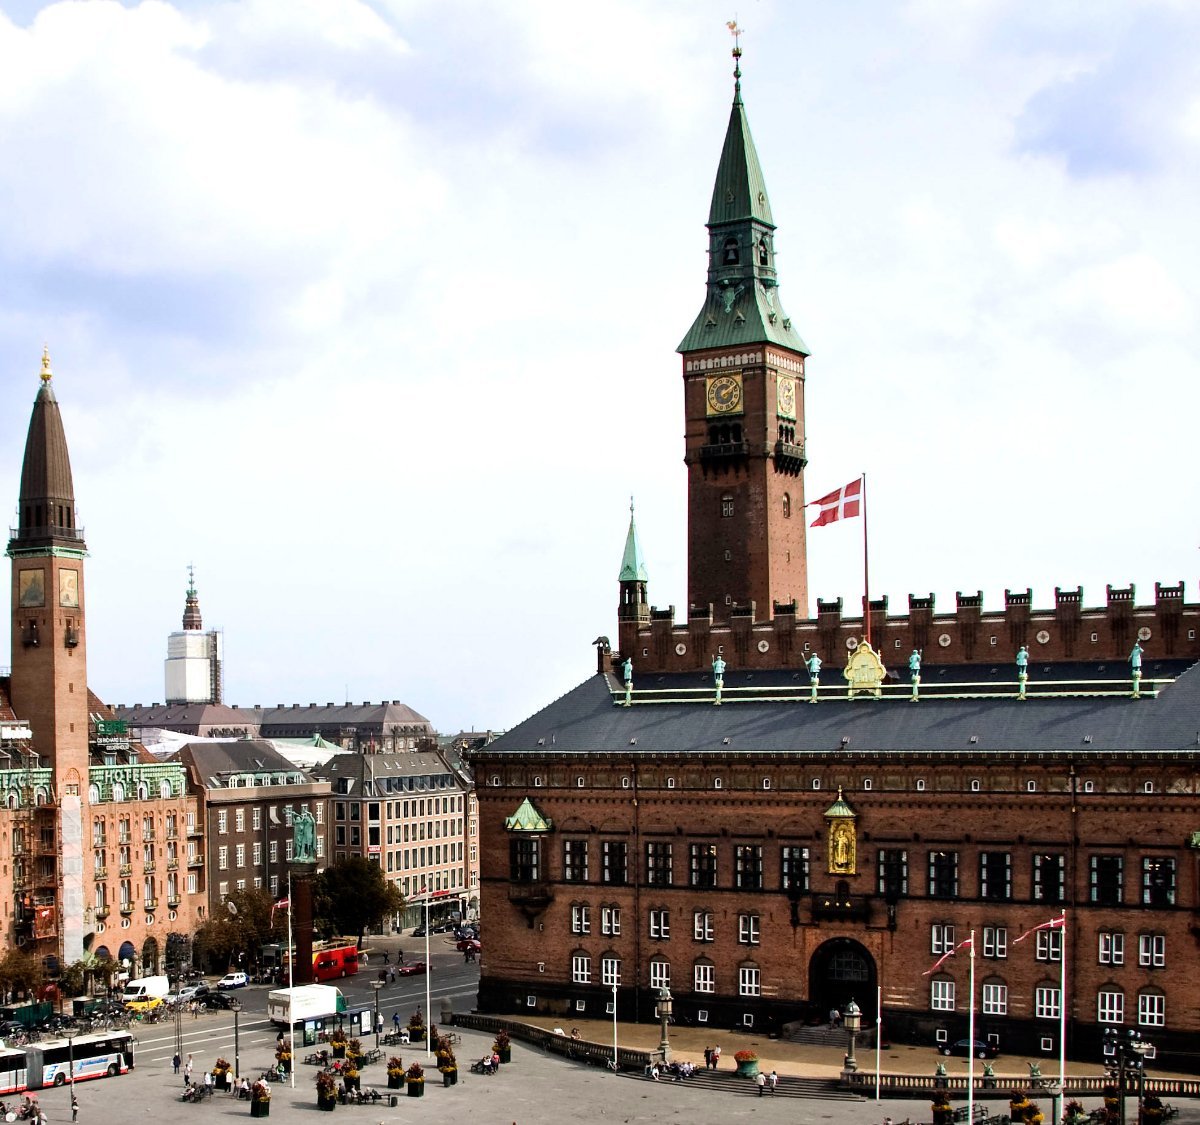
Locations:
0;1031;134;1092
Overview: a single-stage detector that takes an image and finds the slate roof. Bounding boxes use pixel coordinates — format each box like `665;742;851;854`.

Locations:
171;739;313;785
479;660;1200;757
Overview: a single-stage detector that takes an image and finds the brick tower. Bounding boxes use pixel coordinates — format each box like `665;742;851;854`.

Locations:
7;349;89;960
678;43;811;623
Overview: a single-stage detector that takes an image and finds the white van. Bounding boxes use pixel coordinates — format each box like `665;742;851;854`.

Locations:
121;975;170;1004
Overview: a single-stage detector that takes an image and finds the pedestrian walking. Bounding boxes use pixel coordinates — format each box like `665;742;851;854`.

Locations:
703;1046;711;1069
172;1052;181;1075
383;951;390;965
389;967;396;984
712;1044;721;1069
71;1092;79;1122
768;1070;778;1094
392;1012;400;1032
375;1013;384;1036
756;1072;766;1096
184;1054;194;1084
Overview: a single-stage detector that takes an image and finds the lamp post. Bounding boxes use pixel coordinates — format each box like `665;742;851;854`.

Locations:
1043;1079;1063;1125
67;1031;74;1085
611;983;618;1074
371;980;385;1050
228;997;242;1083
842;998;862;1073
656;987;673;1064
1105;1027;1152;1125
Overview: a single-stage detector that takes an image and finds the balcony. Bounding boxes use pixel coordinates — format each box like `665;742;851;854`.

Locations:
188;854;204;868
144;898;158;911
698;440;749;465
187;823;202;837
94;866;108;880
507;881;554;911
810;891;871;923
143;861;156;874
167;894;181;907
119;903;134;916
91;838;107;850
772;439;807;474
142;831;157;843
119;863;133;876
166;859;179;871
95;906;110;920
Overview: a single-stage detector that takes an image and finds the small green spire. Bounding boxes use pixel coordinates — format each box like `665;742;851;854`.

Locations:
618;498;648;583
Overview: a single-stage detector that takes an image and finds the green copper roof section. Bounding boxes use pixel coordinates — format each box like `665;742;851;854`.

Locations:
678;277;808;354
708;96;773;228
823;787;856;820
505;796;552;833
618;500;648;583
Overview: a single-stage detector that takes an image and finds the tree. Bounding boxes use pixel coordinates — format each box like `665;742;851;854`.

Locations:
195;887;286;972
315;857;403;948
0;949;43;1001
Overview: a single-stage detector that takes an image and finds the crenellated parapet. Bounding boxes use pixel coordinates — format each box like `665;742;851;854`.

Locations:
615;582;1200;674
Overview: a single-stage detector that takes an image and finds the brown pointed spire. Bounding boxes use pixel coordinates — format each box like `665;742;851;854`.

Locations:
182;564;203;630
9;347;84;551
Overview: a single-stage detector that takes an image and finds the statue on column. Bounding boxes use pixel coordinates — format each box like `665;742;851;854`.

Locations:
293;809;317;864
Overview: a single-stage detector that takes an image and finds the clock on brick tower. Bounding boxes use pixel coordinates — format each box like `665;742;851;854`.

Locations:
677;46;810;623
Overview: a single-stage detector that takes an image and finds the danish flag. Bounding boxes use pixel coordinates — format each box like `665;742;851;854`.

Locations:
923;936;973;977
1012;914;1066;944
810;478;862;527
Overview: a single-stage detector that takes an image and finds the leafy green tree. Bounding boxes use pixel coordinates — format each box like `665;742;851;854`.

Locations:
195;887;286;971
0;949;43;1000
314;857;403;948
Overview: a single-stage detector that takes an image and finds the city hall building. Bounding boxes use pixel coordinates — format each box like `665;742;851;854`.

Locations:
473;51;1200;1070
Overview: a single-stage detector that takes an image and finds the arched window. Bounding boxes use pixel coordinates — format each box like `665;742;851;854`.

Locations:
722;237;740;264
137;782;149;801
758;237;770;266
782;493;791;518
160;780;172;799
111;782;124;802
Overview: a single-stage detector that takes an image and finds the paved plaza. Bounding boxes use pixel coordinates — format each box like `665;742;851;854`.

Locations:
19;999;1200;1125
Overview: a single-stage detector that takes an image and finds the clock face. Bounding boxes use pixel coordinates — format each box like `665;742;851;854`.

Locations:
706;373;743;416
777;375;796;420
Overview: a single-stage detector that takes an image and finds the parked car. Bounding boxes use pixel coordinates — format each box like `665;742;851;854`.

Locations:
431;922;457;934
125;996;164;1014
217;971;249;990
411;926;428;938
201;992;238;1011
178;983;210;1002
941;1038;999;1059
396;961;429;976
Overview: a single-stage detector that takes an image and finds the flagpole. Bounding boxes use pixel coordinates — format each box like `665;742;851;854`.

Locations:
967;930;976;1125
874;983;882;1103
1059;911;1067;1093
287;871;295;1089
861;473;871;646
424;894;432;1061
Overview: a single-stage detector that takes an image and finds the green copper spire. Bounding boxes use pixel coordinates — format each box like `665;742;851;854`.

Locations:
678;37;808;355
618;498;648;583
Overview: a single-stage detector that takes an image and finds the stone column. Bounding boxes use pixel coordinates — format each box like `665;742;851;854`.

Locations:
289;861;317;986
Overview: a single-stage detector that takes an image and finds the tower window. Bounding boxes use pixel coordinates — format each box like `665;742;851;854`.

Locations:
758;237;770;266
722;237;740;265
721;497;734;518
782;493;791;518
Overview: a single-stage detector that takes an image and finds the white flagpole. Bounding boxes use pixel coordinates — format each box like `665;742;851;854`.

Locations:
1058;912;1067;1093
288;873;295;1089
424;894;432;1061
967;931;976;1125
874;983;882;1103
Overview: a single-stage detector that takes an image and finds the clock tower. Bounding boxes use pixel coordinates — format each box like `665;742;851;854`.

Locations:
678;45;810;624
7;349;91;797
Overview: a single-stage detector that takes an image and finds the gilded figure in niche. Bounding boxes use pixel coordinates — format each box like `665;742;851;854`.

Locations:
828;820;856;875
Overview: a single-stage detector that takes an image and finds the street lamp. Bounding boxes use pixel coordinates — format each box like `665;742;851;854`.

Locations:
1105;1028;1152;1125
656;987;673;1063
1043;1079;1063;1125
842;998;862;1073
611;983;619;1074
67;1031;74;1085
228;997;242;1083
371;980;385;1050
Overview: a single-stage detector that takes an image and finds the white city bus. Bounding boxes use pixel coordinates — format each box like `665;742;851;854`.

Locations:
20;1031;135;1089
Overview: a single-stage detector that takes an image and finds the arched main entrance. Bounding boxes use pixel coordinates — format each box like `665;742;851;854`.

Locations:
808;937;877;1021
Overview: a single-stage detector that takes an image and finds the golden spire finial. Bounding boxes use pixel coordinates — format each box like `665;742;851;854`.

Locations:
40;345;52;383
726;19;743;98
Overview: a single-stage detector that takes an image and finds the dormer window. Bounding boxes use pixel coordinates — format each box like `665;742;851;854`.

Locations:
722;237;740;265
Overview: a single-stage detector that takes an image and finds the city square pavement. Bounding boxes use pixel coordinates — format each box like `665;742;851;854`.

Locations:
20;1003;1200;1125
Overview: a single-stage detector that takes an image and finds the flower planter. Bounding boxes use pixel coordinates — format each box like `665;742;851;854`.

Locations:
331;1045;346;1059
317;1096;336;1112
387;1075;403;1089
250;1101;270;1117
407;1081;425;1098
497;1047;511;1064
735;1060;759;1079
442;1068;457;1087
408;1028;426;1043
344;1075;360;1093
215;1075;231;1091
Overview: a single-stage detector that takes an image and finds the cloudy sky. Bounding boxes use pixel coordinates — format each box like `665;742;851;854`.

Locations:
1;0;1197;733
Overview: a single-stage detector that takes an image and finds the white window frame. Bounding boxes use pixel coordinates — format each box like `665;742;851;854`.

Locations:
738;966;760;997
1138;934;1166;969
649;909;670;939
694;910;714;942
1137;992;1165;1027
601;957;621;987
738;913;760;945
1036;929;1063;962
649;961;670;990
571;905;591;935
981;982;1008;1016
931;979;955;1011
571;955;591;985
1035;985;1061;1020
694;963;715;994
1098;990;1125;1025
601;905;621;937
217;845;228;871
1099;931;1126;966
931;924;955;955
982;926;1007;959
